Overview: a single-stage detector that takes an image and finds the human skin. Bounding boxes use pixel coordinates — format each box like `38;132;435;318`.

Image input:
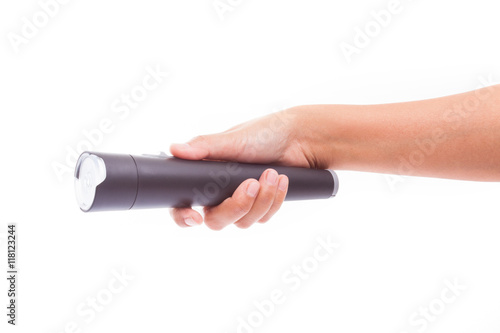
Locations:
170;84;500;230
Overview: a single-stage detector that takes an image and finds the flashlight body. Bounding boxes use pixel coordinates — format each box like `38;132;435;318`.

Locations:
76;152;339;212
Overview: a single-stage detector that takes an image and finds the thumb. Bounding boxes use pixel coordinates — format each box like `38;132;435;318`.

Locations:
170;134;236;161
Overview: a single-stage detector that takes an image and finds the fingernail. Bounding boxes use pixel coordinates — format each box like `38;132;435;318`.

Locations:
174;143;191;150
184;217;197;227
266;170;278;185
278;176;288;191
246;181;260;197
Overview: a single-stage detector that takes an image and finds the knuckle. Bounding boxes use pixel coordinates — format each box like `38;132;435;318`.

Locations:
232;199;252;216
260;186;277;200
190;135;209;145
235;221;252;229
204;217;224;231
258;216;270;223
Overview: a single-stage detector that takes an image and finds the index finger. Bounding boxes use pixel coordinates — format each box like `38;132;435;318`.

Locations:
203;179;260;230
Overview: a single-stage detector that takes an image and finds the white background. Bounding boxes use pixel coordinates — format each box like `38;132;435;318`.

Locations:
1;0;499;332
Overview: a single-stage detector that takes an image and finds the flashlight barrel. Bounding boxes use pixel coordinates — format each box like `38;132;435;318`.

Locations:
76;152;339;212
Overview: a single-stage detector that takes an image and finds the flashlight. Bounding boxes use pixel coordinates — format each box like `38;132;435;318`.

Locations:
74;151;339;212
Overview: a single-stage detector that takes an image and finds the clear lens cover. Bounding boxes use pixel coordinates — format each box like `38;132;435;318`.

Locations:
74;153;107;211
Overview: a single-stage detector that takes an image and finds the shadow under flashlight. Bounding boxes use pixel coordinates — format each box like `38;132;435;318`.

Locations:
74;151;339;212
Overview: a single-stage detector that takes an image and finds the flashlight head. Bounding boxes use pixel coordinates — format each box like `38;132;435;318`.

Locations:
74;153;107;211
74;152;139;212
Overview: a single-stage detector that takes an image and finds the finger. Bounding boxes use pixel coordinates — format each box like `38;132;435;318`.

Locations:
170;207;203;228
203;179;260;230
234;169;279;229
170;134;239;161
170;142;209;160
258;175;288;223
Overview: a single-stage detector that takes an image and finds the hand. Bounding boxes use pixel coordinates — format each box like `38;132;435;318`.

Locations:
169;109;318;230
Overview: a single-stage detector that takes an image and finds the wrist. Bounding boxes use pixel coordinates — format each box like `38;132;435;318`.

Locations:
284;105;346;170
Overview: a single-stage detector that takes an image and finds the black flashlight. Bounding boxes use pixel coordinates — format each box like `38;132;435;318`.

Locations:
74;151;339;212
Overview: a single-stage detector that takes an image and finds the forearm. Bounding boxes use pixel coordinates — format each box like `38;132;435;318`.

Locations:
292;84;500;181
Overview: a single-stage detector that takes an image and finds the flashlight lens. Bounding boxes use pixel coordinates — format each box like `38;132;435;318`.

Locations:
75;153;107;211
